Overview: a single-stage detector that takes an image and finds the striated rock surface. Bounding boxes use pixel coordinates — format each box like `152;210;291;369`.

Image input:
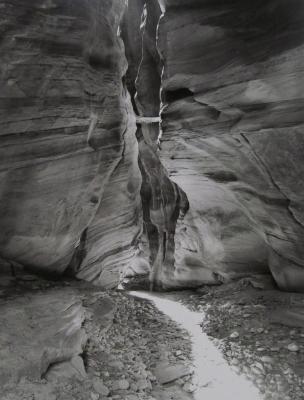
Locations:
157;0;304;291
0;266;117;388
1;0;304;292
0;287;87;385
0;0;142;287
124;0;304;291
123;1;190;289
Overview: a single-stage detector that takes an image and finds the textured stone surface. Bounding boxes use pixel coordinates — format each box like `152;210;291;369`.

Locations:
0;288;87;385
45;355;87;382
123;1;189;289
0;0;141;287
1;0;304;292
153;362;190;384
125;0;304;290
0;269;116;388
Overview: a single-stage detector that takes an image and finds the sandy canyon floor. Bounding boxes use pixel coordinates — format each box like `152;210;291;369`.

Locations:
1;270;304;400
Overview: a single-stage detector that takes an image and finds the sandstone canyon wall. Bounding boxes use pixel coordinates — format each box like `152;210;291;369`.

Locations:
0;0;143;288
122;0;191;289
1;0;304;292
124;0;304;291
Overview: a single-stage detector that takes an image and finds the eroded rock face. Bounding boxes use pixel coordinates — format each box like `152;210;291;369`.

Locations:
0;269;116;392
123;1;190;289
1;0;304;292
0;0;142;287
0;287;87;385
124;0;304;291
157;0;304;290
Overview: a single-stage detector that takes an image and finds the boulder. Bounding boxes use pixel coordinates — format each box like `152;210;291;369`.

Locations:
153;362;190;384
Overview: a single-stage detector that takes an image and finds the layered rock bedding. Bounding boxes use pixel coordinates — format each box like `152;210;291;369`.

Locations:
1;0;304;291
124;0;304;291
0;0;142;288
1;1;304;398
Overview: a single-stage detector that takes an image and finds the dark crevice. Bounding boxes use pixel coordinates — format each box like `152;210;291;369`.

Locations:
122;1;194;291
162;231;167;262
87;53;113;70
163;87;193;103
205;170;238;183
65;229;88;277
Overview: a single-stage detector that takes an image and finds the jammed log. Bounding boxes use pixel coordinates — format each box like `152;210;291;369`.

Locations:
136;116;161;124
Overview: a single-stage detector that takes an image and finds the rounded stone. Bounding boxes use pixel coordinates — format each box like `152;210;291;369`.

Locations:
287;343;299;352
114;379;130;390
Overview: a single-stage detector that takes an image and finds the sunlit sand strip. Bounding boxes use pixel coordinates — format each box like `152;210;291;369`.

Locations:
129;291;263;400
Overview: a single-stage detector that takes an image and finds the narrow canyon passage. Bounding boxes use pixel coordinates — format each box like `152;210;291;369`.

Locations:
0;0;304;399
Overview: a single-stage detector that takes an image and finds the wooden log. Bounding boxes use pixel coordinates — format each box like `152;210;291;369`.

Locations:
136;116;160;124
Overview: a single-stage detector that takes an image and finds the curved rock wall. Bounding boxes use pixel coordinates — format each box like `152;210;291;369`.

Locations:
1;0;304;292
157;0;304;290
123;1;189;289
123;0;304;291
0;0;142;287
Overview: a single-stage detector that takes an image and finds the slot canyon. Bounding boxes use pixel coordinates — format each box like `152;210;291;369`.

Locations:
0;1;304;399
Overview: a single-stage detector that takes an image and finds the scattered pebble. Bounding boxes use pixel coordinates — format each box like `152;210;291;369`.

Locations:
287;343;299;352
261;356;274;364
183;382;196;393
92;379;110;396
